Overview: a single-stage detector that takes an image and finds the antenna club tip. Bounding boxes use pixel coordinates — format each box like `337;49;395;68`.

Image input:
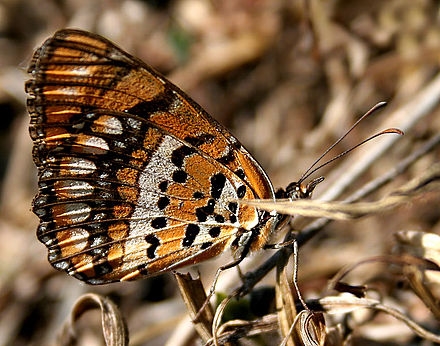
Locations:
384;128;404;136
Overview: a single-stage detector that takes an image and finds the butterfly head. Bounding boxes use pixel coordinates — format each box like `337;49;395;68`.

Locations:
284;176;324;200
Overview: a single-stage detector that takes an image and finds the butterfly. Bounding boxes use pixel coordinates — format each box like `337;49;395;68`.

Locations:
27;29;318;285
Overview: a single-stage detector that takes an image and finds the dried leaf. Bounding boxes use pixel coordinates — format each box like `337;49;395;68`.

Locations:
276;255;297;346
395;231;440;319
58;293;128;346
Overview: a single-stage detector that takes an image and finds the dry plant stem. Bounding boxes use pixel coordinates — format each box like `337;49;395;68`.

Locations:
211;291;253;346
170;265;244;343
319;296;440;343
210;314;279;346
327;254;438;292
212;294;235;346
291;239;307;310
369;304;440;343
174;273;214;344
276;237;327;346
256;161;440;220
276;249;297;346
403;264;440;321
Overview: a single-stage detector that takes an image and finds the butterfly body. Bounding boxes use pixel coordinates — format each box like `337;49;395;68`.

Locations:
27;29;287;284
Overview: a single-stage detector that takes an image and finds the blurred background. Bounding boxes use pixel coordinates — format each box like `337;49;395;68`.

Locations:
0;0;439;345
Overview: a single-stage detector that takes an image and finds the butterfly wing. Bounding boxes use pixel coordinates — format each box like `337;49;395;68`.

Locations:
27;29;278;284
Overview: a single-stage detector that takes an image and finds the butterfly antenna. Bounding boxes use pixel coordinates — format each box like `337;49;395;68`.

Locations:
297;101;393;185
301;127;404;182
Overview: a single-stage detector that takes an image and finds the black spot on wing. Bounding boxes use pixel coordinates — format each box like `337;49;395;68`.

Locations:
195;209;207;222
210;173;226;199
145;234;160;259
228;202;238;214
151;217;167;229
237;185;246;198
171;145;196;167
193;191;204;199
214;214;225;223
228;202;238;223
217;147;235;165
94;261;113;276
201;242;213;249
209;227;221;238
235;169;245;179
157;196;170;210
126;92;172;118
172;170;187;183
138;263;148;275
184;133;215;147
158;181;168;192
183;224;200;247
195;199;215;222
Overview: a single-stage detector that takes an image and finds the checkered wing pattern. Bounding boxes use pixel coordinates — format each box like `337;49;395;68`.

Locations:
27;29;278;284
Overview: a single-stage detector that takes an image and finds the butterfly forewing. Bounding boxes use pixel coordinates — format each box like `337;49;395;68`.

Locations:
27;29;278;284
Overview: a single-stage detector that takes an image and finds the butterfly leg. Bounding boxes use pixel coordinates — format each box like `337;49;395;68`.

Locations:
193;256;245;322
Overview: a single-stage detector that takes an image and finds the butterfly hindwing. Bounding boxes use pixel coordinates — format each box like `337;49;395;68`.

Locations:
27;29;278;284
